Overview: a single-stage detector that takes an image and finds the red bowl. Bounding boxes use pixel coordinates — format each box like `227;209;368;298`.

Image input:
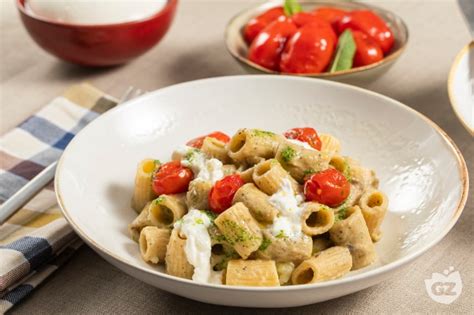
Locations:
16;0;178;66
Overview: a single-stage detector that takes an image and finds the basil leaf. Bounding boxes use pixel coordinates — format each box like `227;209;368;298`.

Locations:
330;29;356;73
284;0;302;17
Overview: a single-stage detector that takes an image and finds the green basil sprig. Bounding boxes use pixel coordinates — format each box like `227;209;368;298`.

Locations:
284;0;302;16
329;29;356;73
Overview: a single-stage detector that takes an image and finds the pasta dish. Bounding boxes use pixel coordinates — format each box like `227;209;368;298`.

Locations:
128;127;388;286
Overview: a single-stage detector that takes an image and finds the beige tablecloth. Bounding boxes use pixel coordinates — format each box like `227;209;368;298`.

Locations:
1;0;472;313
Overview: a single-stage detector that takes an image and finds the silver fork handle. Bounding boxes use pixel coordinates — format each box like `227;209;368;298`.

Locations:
0;162;57;224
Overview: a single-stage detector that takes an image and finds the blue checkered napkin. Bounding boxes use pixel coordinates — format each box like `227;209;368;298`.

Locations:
0;83;117;313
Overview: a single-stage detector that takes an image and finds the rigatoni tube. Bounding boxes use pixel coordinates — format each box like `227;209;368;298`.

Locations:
148;194;187;227
139;226;171;264
329;206;376;270
131;159;159;212
252;159;299;195
291;246;352;284
227;129;283;165
358;189;388;242
319;133;341;158
214;202;262;259
128;202;154;242
201;137;231;164
232;183;278;223
165;229;194;279
186;180;212;210
301;202;335;236
275;141;330;183
226;259;280;286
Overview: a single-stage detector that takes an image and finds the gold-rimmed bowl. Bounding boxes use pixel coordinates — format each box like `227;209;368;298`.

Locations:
55;75;468;307
447;41;474;136
225;0;409;83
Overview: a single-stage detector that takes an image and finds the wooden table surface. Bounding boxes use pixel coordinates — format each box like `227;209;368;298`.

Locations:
1;0;473;314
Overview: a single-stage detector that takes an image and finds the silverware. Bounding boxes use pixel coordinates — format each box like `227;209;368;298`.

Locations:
0;86;146;225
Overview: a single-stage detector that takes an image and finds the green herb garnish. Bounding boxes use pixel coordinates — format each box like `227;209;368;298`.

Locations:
221;220;259;245
335;207;348;222
329;29;356;73
259;237;272;251
253;129;275;137
303;168;316;176
153;159;161;166
184;148;200;162
281;146;297;163
275;230;287;239
343;162;352;182
284;0;302;17
154;196;165;204
205;210;217;223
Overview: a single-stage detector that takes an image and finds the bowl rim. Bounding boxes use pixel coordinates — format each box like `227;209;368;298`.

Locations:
224;0;409;77
447;41;474;136
16;0;177;28
55;75;468;292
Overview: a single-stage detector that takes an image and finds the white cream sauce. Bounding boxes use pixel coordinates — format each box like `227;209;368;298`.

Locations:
268;179;305;239
174;209;222;284
175;146;224;184
287;139;316;151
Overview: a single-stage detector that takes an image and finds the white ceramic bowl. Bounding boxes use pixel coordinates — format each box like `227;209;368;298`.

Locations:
448;41;474;136
55;76;468;308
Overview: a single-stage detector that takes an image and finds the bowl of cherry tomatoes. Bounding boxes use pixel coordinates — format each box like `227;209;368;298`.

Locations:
225;0;408;82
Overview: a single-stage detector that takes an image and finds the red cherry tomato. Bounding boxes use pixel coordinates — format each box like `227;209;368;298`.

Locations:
280;22;336;74
312;7;347;31
284;127;322;150
291;13;337;46
352;30;384;67
186;131;230;149
248;18;298;71
243;7;285;45
209;175;245;213
304;169;350;207
152;161;193;195
338;10;394;54
291;12;319;27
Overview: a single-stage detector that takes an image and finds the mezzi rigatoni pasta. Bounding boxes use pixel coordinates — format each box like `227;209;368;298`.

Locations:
329;206;376;270
291;246;352;284
358;189;389;242
131;159;159;212
232;183;278;223
148;194;187;227
139;226;171;264
128;127;389;286
214;202;263;259
226;259;280;286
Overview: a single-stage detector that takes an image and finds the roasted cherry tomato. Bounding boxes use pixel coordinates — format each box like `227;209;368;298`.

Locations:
243;7;285;45
338;10;394;54
280;22;336;74
291;13;337;45
209;175;245;213
352;30;384;67
284;127;322;150
248;18;298;71
312;7;347;31
304;169;350;207
186;131;230;149
152;161;193;195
